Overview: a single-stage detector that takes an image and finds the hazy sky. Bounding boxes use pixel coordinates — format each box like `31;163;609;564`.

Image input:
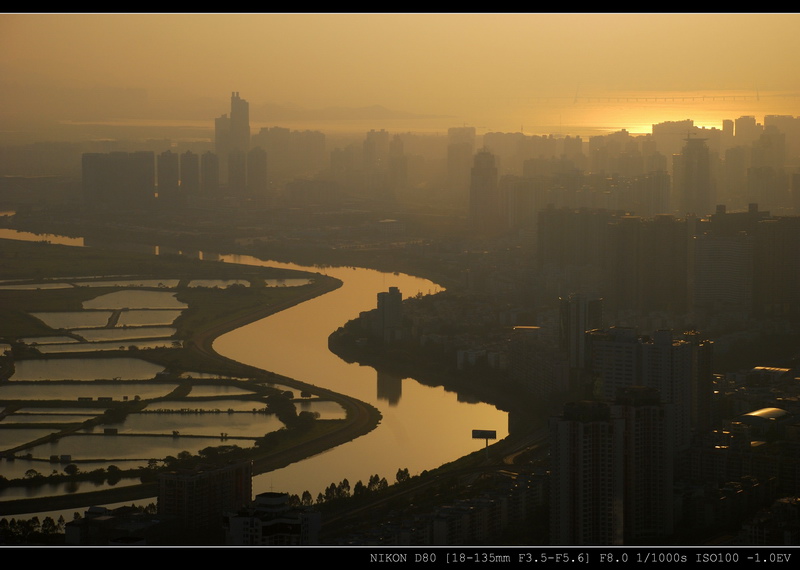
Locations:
2;13;799;133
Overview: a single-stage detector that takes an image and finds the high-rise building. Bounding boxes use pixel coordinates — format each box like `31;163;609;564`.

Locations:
227;150;247;196
674;135;714;217
469;149;500;235
158;460;253;531
362;129;391;202
735;115;762;146
363;129;389;169
550;389;675;545
82;151;155;210
754;216;800;317
508;325;561;395
559;293;603;369
604;214;691;320
215;92;251;191
200;151;220;200
586;327;713;452
247;146;268;198
549;400;625;545
611;386;674;543
748;126;789;212
229;91;250;155
387;134;407;202
374;286;403;342
157;150;180;207
251;127;326;186
691;230;754;326
214;113;231;182
447;126;476;208
180;150;200;198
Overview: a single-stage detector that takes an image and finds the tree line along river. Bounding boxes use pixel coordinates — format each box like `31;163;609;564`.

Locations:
0;227;508;511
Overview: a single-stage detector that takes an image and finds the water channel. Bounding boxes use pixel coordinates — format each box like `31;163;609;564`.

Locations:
0;227;509;507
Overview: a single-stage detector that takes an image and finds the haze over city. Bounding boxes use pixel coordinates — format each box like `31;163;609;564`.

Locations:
2;13;800;137
3;12;800;552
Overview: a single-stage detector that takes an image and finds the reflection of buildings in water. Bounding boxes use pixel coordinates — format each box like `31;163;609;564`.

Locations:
376;370;402;406
83;235;156;255
456;392;480;404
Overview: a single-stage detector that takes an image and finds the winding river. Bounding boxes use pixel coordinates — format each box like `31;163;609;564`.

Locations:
0;228;509;502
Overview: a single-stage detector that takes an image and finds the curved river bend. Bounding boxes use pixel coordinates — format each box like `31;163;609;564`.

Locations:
214;253;509;498
0;229;509;500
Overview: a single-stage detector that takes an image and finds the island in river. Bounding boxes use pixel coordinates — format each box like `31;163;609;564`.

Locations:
0;237;383;516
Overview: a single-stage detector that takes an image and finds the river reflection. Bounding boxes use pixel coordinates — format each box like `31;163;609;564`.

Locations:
0;228;509;504
214;254;509;498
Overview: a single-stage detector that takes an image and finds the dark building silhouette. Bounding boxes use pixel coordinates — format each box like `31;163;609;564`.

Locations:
674;135;714;217
559;293;603;370
229;91;250;155
215;92;251;191
549;400;625;545
247;146;268;199
200;151;220;200
251;126;326;186
604;214;691;319
611;386;674;543
227;150;247;196
158;460;252;532
224;492;321;545
375;286;403;343
469;148;500;235
585;328;713;452
82;151;155;210
447;126;476;209
157;149;180;207
753;215;800;317
180;150;200;198
550;389;675;545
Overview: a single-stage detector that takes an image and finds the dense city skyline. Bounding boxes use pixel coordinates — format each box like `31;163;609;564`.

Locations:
4;12;800;550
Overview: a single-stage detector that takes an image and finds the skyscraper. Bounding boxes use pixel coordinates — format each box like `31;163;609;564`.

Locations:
611;386;674;543
200;151;220;200
469;149;500;235
157;149;180;207
82;151;155;210
549;400;625;545
550;390;675;545
374;286;403;342
180;150;200;199
229;91;250;155
559;293;604;369
158;460;253;531
586;327;712;451
247;146;268;199
215;92;251;191
674;135;714;217
447;126;476;208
